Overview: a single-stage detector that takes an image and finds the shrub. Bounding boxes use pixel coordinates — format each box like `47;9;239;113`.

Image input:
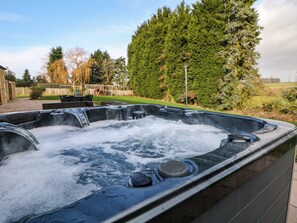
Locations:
261;98;296;115
30;86;46;100
282;86;297;103
242;96;278;110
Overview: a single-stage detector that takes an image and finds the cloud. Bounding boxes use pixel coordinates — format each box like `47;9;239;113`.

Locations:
0;46;49;78
256;0;297;81
0;13;30;22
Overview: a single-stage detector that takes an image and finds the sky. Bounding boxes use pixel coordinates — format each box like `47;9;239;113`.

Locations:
0;0;296;82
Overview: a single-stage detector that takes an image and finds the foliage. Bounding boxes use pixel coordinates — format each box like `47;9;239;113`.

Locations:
29;86;46;100
128;7;172;99
91;49;126;85
164;1;191;103
5;69;17;82
47;59;68;84
72;58;93;84
102;53;115;84
189;0;226;108
216;0;262;110
47;46;68;84
90;49;105;84
35;74;48;83
64;47;89;84
282;86;297;103
48;46;63;64
16;69;34;87
113;57;128;86
127;0;262;110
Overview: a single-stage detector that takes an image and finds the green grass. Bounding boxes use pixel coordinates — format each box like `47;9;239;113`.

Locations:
41;95;60;100
41;95;209;111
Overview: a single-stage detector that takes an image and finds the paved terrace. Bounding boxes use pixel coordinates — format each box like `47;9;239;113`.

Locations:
0;98;296;222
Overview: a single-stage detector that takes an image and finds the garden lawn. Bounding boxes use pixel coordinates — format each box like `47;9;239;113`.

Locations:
41;95;206;110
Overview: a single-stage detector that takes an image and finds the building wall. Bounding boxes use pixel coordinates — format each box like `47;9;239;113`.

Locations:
0;68;7;105
0;67;16;105
10;81;16;100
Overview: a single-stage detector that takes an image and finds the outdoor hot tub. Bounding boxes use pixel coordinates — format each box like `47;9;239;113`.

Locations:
0;104;296;223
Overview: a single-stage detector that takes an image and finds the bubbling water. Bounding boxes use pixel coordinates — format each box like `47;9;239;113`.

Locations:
0;116;228;222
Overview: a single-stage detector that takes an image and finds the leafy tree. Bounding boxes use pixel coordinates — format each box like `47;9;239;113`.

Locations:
72;58;93;84
65;47;92;85
47;59;68;84
47;46;68;84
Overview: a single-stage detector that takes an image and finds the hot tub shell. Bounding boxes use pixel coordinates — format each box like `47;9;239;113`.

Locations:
0;104;296;223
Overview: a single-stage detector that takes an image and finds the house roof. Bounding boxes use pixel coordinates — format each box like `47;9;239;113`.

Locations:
0;65;7;70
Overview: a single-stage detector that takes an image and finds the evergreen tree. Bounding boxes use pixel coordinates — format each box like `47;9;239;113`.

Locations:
23;69;34;87
17;69;34;87
216;0;262;110
90;49;116;84
188;0;226;108
90;49;104;84
101;51;115;84
128;7;172;99
127;0;262;110
49;46;63;64
113;57;128;86
164;1;191;102
128;22;149;96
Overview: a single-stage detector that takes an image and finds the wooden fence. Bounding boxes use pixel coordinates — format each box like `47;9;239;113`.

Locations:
16;87;133;97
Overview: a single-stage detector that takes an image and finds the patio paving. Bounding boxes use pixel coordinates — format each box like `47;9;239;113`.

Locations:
0;98;296;222
0;98;59;113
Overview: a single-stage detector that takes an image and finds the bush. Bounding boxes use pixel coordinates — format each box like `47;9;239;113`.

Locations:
30;86;46;100
261;98;296;115
242;96;278;110
282;86;297;103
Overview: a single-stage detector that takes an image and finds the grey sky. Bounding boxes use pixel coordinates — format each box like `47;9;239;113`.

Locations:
256;0;297;81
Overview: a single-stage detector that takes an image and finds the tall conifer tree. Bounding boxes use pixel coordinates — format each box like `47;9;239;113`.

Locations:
216;0;262;110
164;1;191;102
128;22;149;96
188;0;226;108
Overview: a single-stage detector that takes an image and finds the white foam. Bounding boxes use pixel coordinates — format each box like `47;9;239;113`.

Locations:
0;116;228;222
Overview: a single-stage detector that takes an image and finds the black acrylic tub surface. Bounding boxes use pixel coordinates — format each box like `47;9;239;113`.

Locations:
0;104;296;223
